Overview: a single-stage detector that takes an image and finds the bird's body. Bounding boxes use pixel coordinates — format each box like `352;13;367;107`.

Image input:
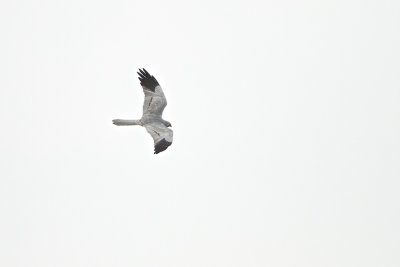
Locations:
113;68;173;154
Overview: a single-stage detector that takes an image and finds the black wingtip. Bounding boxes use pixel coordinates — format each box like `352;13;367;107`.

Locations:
137;68;159;92
154;138;172;154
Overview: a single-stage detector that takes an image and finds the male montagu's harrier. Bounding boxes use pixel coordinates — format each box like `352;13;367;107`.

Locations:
113;68;173;154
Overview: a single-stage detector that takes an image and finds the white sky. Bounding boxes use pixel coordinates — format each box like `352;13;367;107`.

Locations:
1;0;399;266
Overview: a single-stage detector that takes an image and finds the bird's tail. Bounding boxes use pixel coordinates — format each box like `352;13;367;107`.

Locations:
112;119;141;126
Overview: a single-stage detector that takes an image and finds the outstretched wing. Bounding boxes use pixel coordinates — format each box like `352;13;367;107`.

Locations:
137;68;167;117
144;121;173;154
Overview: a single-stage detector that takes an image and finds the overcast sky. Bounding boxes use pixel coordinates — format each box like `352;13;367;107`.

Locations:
1;0;399;266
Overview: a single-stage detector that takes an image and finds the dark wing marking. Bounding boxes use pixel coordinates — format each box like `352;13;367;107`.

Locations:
137;68;159;92
154;138;172;154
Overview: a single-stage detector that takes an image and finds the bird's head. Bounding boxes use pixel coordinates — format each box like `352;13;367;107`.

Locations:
163;120;172;127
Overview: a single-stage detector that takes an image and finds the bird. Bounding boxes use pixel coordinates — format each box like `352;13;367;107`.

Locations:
112;68;173;154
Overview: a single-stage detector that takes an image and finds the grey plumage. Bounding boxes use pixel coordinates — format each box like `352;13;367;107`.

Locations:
113;68;173;154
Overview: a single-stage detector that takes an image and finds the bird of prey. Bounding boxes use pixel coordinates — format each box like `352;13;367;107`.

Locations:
113;68;173;154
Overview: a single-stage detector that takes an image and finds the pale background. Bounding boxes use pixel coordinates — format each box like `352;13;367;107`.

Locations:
0;0;399;266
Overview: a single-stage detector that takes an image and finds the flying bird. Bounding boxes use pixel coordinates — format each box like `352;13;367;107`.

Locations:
113;68;173;154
